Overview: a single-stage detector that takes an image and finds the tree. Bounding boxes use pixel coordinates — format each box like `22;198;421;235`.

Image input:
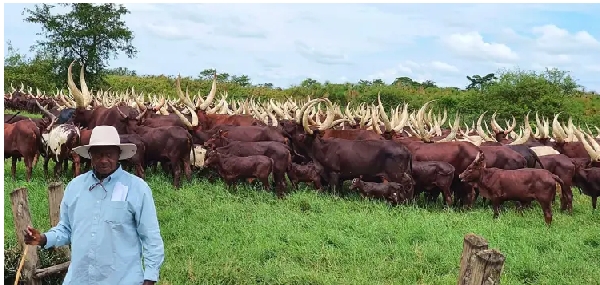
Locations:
23;3;137;87
466;73;497;91
106;67;137;76
231;74;251;87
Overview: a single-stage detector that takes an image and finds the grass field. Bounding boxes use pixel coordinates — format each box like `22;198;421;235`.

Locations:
3;120;600;284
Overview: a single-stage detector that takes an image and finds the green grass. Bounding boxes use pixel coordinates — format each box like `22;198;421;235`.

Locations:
4;128;600;284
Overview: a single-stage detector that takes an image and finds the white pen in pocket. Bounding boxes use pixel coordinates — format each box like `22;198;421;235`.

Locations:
111;182;129;201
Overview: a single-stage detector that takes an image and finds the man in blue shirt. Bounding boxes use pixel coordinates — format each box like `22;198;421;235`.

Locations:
24;126;165;285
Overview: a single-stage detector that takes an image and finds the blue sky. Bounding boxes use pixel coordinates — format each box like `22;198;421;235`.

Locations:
4;3;600;91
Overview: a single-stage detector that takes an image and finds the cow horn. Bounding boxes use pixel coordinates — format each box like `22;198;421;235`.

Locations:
377;92;392;132
302;99;323;134
116;106;128;119
296;98;321;123
67;60;85;108
135;108;148;121
503;116;516;135
552;113;567;142
490;112;503;133
175;75;195;109
199;72;217;110
318;98;335;131
573;128;600;161
34;100;57;121
370;106;382;134
79;63;92;106
437;112;460;142
476;112;496;142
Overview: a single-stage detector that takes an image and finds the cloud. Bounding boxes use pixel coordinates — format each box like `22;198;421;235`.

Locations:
4;3;600;91
442;32;519;63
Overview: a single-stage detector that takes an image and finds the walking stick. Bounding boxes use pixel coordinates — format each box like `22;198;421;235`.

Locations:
14;244;30;285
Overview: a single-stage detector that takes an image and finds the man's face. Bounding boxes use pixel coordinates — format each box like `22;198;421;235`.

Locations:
89;146;121;175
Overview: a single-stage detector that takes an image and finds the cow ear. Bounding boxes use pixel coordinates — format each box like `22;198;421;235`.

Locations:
359;175;363;179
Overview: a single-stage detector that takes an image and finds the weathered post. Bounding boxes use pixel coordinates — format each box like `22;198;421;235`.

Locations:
47;182;71;258
10;187;42;285
458;233;505;285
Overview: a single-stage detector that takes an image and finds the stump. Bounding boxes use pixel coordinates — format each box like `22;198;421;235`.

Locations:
47;182;71;258
10;187;42;285
458;233;505;285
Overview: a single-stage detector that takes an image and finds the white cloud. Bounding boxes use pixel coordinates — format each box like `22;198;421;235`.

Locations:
531;24;600;55
441;32;519;62
4;3;600;91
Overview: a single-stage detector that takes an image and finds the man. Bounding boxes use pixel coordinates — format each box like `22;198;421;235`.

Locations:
24;126;165;285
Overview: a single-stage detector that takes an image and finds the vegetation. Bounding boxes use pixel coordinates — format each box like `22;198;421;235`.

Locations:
4;144;600;284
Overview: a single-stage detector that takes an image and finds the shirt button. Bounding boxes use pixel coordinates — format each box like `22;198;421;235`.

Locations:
91;233;95;237
97;200;100;203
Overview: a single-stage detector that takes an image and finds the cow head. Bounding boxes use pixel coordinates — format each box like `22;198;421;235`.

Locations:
204;130;229;150
349;176;364;190
204;150;220;167
116;106;146;132
459;150;486;183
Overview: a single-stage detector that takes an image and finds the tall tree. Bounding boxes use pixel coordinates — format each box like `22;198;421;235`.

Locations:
23;3;137;87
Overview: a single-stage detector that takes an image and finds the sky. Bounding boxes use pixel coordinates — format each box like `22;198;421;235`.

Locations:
4;3;600;91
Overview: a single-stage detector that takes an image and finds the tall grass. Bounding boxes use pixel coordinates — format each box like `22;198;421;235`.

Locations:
4;157;600;284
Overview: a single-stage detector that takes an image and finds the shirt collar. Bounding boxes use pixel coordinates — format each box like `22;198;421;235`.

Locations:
91;164;125;184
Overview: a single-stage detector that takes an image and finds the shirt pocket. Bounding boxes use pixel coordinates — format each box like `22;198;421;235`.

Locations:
104;201;130;225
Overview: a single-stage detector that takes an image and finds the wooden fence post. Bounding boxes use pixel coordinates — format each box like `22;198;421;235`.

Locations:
458;233;505;285
10;187;42;285
47;182;71;258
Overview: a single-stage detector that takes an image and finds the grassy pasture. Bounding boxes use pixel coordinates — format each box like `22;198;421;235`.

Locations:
3;116;600;284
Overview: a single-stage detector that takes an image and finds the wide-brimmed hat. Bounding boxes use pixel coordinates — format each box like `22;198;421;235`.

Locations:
73;126;137;160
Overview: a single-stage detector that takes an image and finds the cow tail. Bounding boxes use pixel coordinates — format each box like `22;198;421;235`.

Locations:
552;174;566;203
533;151;544;169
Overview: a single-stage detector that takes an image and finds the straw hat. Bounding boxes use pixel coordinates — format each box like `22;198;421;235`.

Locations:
73;126;137;160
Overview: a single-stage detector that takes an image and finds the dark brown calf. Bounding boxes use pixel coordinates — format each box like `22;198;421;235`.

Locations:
204;150;274;191
459;150;565;225
572;165;600;210
287;162;323;191
349;175;414;205
4;119;41;181
412;161;455;206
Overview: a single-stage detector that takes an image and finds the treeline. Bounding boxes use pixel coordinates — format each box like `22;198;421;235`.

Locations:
5;52;600;127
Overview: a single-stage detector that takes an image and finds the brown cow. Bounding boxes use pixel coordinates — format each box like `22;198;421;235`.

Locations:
287;162;323;191
204;150;274;191
572;165;600;210
412;161;455;206
349;176;411;205
4;119;41;181
459;150;565;225
535;154;575;213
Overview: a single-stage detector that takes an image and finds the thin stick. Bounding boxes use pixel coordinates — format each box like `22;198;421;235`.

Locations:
14;244;29;285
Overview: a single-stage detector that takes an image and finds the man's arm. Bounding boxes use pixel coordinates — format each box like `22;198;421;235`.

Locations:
43;184;72;249
136;184;165;283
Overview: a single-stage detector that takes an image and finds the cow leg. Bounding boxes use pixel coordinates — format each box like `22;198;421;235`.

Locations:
539;200;553;226
183;159;192;182
260;176;270;191
592;196;597;210
54;159;62;178
11;157;17;180
491;199;502;219
440;186;453;207
135;164;145;179
313;179;323;192
43;155;51;178
24;155;34;182
170;159;182;189
71;151;81;177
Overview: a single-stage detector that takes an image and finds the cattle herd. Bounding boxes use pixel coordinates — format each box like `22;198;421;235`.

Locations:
4;61;600;225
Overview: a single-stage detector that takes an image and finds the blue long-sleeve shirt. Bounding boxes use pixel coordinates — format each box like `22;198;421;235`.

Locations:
43;165;165;285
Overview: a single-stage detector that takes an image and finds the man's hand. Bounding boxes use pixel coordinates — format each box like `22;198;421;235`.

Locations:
143;280;155;285
23;226;46;246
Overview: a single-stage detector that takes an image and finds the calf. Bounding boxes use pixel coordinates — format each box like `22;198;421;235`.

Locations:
120;134;146;179
349;175;413;205
204;150;274;191
459;150;565;225
412;161;455;206
287;162;323;191
572;164;600;210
